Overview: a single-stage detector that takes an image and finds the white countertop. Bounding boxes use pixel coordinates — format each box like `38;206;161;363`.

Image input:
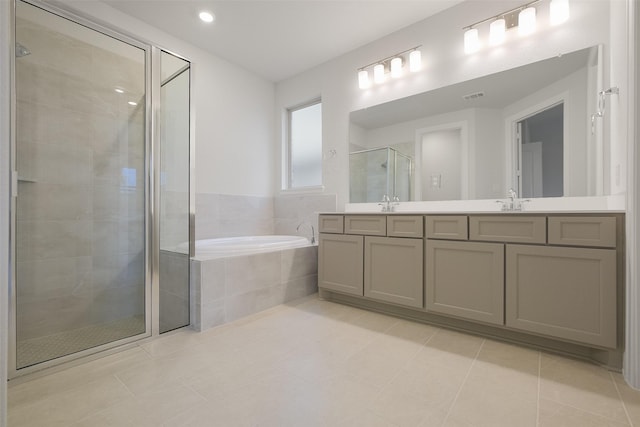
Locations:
341;195;626;214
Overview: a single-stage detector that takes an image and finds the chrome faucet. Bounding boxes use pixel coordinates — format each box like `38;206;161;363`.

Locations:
378;194;391;212
392;195;400;211
497;188;530;211
379;195;400;212
296;222;316;244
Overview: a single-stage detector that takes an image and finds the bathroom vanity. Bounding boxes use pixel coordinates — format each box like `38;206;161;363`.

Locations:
318;212;625;368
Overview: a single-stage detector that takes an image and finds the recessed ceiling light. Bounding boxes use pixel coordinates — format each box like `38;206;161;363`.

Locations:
199;11;215;23
114;88;124;94
128;101;137;106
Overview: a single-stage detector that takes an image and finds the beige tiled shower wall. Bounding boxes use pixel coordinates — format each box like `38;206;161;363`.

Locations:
15;17;146;341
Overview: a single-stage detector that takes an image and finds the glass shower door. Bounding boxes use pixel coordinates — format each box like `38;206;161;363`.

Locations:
13;1;148;370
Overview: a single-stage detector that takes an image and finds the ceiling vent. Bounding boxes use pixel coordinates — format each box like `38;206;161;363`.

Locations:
462;91;485;100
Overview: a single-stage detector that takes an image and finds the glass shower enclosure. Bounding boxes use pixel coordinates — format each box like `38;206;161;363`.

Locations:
349;147;413;203
13;1;148;369
10;0;193;375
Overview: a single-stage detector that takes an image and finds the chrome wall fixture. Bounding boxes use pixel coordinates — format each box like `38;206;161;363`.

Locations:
463;0;569;54
357;46;422;90
591;87;620;134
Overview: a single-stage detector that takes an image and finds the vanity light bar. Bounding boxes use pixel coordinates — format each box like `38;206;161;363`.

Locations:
463;0;569;54
357;46;421;90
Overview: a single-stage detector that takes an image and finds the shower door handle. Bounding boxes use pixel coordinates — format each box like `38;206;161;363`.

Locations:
11;170;17;197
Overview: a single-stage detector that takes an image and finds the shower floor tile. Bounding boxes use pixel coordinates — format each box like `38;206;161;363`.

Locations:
8;295;640;427
16;316;145;368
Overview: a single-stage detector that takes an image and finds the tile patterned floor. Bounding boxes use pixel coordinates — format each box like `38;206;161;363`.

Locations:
8;294;640;426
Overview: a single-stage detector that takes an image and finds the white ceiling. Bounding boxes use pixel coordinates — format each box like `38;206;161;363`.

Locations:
102;0;463;82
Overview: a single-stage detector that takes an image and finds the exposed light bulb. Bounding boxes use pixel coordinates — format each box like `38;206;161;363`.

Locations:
518;7;536;36
489;18;506;45
199;11;215;23
409;50;421;72
464;28;480;54
358;70;370;89
550;0;570;25
390;57;403;78
373;64;385;84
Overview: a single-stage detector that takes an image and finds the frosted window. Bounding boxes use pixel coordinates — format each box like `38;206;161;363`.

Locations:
288;100;322;188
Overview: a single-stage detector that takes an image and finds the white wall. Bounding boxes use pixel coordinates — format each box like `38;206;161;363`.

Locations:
474;108;504;199
276;0;614;210
1;0;9;421
62;0;276;198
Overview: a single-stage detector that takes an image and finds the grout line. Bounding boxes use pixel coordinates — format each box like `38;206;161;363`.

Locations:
610;371;635;427
113;373;136;398
440;338;486;427
536;351;541;427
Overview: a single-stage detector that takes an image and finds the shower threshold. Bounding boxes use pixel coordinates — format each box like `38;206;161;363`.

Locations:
16;316;145;369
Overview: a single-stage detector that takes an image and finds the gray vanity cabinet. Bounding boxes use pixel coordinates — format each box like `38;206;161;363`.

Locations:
365;236;423;308
319;212;622;356
505;244;617;348
318;214;423;307
318;233;364;296
425;240;504;325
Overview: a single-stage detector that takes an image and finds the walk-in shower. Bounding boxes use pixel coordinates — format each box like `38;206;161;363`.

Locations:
10;0;192;375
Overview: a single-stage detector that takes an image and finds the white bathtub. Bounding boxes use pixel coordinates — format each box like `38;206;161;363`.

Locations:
187;235;311;259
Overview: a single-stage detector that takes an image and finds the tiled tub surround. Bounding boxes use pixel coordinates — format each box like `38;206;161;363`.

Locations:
189;192;333;329
274;193;338;237
195;192;337;241
190;245;318;331
195;193;275;240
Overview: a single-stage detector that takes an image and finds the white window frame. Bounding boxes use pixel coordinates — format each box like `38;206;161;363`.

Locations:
284;98;323;191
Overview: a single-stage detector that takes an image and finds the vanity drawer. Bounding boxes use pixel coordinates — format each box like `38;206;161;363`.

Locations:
387;216;424;238
425;216;468;240
548;216;616;248
469;216;546;244
318;215;344;234
345;215;386;236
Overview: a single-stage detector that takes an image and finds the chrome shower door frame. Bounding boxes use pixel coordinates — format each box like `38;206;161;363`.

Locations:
8;0;155;378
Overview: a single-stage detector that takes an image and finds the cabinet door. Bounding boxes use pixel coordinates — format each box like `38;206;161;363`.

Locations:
506;245;616;348
364;236;423;308
318;233;364;296
425;240;504;325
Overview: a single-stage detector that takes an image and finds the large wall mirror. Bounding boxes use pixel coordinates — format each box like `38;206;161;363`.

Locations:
349;45;602;203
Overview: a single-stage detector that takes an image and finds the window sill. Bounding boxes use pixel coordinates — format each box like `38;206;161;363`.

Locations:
279;186;325;196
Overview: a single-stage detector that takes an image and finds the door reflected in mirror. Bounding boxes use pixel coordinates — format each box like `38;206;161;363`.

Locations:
421;128;463;201
516;103;564;198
